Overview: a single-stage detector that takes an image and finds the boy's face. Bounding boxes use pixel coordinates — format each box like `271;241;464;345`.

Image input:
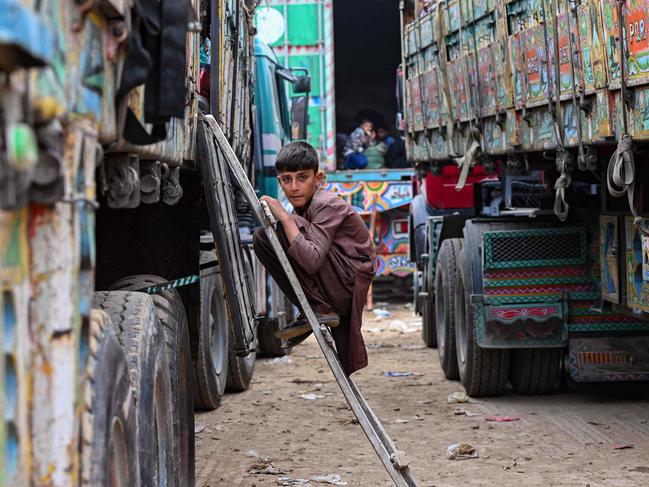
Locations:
277;169;323;209
361;121;373;133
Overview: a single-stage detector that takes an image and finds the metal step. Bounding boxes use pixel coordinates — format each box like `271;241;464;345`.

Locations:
202;115;419;487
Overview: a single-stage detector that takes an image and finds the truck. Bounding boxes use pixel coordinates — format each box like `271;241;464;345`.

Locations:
0;0;308;484
255;1;417;290
402;0;649;396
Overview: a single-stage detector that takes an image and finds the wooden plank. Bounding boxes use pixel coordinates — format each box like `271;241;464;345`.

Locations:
203;115;420;487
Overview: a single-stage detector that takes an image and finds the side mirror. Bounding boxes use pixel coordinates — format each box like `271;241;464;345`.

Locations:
292;75;311;94
290;96;309;140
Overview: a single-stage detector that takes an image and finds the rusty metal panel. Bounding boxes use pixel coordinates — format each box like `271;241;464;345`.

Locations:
0;211;31;487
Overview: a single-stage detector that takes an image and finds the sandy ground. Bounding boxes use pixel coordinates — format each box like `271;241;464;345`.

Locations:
195;301;649;487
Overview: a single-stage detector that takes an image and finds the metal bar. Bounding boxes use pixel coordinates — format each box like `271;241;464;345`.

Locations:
203;115;419;487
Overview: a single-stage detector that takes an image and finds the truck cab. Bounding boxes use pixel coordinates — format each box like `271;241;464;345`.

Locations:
252;38;311;354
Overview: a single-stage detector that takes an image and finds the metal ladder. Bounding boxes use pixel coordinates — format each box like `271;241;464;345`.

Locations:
202;115;419;487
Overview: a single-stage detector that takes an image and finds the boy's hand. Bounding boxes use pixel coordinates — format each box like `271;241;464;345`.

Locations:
259;196;288;222
259;195;300;243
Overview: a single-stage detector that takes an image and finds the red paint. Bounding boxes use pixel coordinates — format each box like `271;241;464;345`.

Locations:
423;165;493;209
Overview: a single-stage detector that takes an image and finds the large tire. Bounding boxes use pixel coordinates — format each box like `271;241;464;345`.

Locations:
193;251;230;410
111;275;195;487
511;348;563;395
421;255;437;347
455;250;510;396
81;309;137;487
435;238;463;380
226;247;257;391
93;291;174;487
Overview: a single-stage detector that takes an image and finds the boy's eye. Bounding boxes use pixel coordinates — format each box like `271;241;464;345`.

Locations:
298;175;307;182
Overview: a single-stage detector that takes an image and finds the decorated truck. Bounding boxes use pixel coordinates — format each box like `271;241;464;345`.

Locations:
0;0;308;484
403;0;649;396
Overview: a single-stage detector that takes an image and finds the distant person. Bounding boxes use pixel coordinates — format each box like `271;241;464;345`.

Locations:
363;126;393;170
253;141;377;374
343;119;376;169
385;133;408;168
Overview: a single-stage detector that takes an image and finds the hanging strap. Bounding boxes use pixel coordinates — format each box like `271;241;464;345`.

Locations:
553;147;574;221
455;137;481;191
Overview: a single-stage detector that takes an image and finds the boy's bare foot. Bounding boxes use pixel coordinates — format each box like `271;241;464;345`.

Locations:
274;313;340;340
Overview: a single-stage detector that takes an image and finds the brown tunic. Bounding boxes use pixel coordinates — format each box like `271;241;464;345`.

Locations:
253;188;377;374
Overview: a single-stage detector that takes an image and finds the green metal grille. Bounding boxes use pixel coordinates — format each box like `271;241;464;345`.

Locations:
483;228;587;269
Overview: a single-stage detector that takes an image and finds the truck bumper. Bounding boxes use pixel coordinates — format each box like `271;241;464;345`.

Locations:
569;336;649;382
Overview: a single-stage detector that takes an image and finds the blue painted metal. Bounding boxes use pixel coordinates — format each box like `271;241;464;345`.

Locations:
0;0;53;68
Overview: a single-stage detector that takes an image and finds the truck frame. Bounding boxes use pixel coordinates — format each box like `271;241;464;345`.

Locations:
402;0;649;396
0;0;307;484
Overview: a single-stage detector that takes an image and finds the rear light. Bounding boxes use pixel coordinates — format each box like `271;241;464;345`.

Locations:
393;220;408;236
579;351;632;366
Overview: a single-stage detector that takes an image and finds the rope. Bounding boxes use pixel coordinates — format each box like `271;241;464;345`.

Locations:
553;148;574;221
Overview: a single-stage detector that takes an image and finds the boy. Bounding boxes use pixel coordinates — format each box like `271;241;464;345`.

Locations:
253;141;377;375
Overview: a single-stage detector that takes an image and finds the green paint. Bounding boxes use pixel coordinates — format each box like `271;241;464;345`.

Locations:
2;219;23;269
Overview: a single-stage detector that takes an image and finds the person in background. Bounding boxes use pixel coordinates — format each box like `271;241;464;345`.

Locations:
343;119;376;169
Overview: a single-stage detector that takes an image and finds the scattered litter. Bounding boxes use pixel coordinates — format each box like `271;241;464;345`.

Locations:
298;393;325;400
417;400;434;405
268;356;293;365
365;327;384;334
611;443;635;450
446;443;479;460
447;392;470;404
311;474;348;485
392;418;410;424
383;371;414;377
401;343;425;350
194;423;206;434
403;302;413;309
387;320;420;333
373;308;391;318
486;416;520;422
366;342;384;349
277;478;309;486
454;408;482;417
247;452;286;475
375;301;389;307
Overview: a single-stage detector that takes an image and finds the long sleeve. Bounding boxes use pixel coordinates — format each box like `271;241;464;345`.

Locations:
286;204;347;274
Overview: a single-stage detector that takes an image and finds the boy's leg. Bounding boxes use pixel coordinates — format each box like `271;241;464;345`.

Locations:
253;227;334;317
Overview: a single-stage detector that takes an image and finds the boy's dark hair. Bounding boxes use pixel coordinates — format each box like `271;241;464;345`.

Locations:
275;141;319;173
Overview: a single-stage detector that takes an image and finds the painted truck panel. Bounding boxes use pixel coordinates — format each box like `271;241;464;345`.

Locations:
254;0;336;171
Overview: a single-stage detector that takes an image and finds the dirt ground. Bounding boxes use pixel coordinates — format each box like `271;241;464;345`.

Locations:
195;300;649;487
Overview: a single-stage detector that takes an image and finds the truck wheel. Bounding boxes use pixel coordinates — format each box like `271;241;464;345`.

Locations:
511;348;563;395
455;250;510;396
226;248;257;391
81;309;137;487
93;291;174;487
193;251;229;410
111;275;195;487
421;254;437;347
435;238;463;380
